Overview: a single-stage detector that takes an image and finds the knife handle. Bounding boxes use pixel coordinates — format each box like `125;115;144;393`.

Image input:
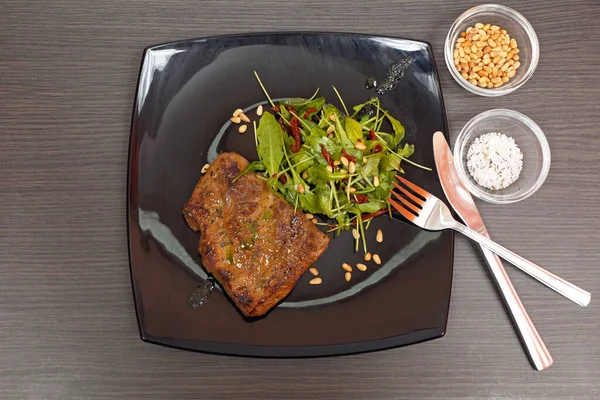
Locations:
480;246;553;370
454;223;591;307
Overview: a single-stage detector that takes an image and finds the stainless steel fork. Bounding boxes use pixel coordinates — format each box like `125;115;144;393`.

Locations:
389;175;591;307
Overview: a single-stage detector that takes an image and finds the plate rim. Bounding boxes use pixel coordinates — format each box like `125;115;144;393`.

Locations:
127;31;454;357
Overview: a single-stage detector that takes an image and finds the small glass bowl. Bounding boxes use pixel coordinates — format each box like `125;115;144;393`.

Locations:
454;109;551;204
444;4;539;96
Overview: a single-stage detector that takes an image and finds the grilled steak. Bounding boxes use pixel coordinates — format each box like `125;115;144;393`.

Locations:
183;152;329;317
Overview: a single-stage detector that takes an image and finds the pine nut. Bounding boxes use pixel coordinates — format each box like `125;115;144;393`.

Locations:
373;254;382;265
333;160;341;166
510;39;517;49
329;114;336;121
345;272;352;282
352;228;360;240
201;163;210;174
309;267;318;276
309;277;322;285
326;125;335;134
297;184;305;194
305;213;314;219
312;218;318;224
302;171;308;179
238;124;248;134
233;108;243;117
342;263;353;272
340;156;349;167
507;69;516;78
326;165;333;173
513;61;521;70
348;161;356;174
355;141;367;150
356;263;367;272
349;187;356;193
230;116;241;124
376;229;383;243
364;252;372;261
373;175;380;187
327;133;334;139
461;72;469;80
256;105;263;116
457;37;465;43
240;113;251;123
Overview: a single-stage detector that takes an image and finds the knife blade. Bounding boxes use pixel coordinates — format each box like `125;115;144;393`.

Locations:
432;131;553;371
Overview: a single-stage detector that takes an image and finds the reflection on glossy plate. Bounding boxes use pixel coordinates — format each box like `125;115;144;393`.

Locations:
128;32;454;356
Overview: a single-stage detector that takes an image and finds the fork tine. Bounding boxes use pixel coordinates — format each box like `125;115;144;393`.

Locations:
392;181;425;207
389;198;417;221
390;188;421;213
395;175;431;199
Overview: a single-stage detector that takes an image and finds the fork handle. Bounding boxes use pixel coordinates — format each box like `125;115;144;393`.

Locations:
480;246;553;370
452;223;591;307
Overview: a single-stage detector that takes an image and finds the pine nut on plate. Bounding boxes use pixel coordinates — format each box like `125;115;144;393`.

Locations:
344;272;352;282
342;263;352;272
309;277;322;285
256;105;263;116
376;229;383;243
356;263;367;272
309;267;319;276
238;124;247;134
373;254;382;265
364;252;372;262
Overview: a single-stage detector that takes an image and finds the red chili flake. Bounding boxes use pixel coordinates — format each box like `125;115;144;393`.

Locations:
278;174;287;183
271;106;280;112
373;144;383;153
328;224;337;230
287;106;298;115
278;116;289;134
320;144;334;167
341;148;357;163
353;194;369;204
363;209;387;220
368;130;377;140
303;107;317;119
290;116;301;153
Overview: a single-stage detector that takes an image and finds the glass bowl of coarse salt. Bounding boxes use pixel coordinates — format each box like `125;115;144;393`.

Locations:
454;109;551;204
444;4;539;96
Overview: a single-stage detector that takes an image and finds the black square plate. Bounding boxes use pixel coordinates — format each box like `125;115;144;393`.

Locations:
128;32;454;356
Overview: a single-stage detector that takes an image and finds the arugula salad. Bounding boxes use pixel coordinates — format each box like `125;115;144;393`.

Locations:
236;72;429;252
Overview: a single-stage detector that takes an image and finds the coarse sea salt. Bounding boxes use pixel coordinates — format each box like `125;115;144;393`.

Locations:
466;132;523;190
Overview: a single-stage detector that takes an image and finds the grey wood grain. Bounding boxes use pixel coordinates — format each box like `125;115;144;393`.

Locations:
1;0;599;398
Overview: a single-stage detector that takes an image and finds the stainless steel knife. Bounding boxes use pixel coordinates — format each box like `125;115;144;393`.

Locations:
432;131;553;371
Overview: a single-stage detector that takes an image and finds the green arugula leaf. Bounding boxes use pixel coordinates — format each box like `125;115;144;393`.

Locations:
357;200;387;213
233;160;266;182
344;118;363;143
383;111;405;147
256;112;284;177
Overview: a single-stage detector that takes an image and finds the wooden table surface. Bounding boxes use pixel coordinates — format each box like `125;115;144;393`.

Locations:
1;0;599;398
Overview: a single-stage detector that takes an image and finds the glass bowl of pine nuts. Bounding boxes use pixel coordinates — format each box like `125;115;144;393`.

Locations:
444;4;539;96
